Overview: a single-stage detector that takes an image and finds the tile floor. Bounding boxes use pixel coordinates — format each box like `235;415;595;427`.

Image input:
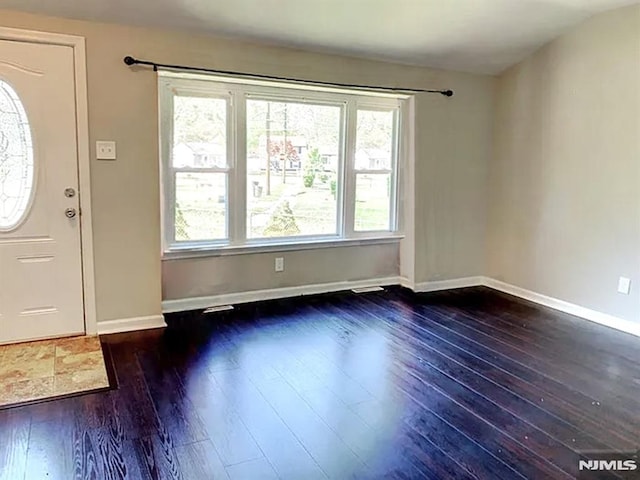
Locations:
0;335;109;407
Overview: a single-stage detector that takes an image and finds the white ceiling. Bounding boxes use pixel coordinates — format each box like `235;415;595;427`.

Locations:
0;0;637;74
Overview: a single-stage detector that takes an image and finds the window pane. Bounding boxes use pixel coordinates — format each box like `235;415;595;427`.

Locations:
354;173;391;231
246;100;341;239
355;109;394;171
173;96;227;168
175;172;226;241
0;80;34;230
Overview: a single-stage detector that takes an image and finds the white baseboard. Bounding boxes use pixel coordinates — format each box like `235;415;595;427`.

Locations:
399;277;415;290
97;315;167;335
158;273;637;339
484;278;640;338
405;275;638;338
162;276;403;313
413;276;485;293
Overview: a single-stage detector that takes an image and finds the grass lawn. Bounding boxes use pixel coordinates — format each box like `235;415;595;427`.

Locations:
175;171;390;241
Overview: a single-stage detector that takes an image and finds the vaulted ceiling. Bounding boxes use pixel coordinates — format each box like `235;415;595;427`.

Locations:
0;0;637;74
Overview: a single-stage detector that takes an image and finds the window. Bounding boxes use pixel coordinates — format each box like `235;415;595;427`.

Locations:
170;94;229;242
0;80;34;231
160;74;406;253
246;99;342;239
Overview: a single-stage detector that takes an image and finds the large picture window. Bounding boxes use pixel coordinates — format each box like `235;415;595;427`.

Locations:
160;74;406;253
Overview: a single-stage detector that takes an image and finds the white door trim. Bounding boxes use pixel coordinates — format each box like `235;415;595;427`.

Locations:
0;27;96;335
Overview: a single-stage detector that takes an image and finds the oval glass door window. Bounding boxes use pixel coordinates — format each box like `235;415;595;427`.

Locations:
0;80;34;230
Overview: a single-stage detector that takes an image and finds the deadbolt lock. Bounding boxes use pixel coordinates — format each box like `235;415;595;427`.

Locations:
64;188;76;198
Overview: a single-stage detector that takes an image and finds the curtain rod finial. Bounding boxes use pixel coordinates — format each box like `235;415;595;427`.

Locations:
123;56;136;66
442;90;454;97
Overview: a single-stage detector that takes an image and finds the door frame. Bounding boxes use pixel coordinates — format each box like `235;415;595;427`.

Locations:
0;27;97;335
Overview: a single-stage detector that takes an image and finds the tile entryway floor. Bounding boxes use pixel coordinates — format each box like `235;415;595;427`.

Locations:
0;336;110;408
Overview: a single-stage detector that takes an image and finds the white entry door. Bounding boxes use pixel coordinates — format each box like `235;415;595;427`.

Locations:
0;39;85;344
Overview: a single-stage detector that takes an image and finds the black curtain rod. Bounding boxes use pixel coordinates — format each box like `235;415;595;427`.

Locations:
123;56;454;97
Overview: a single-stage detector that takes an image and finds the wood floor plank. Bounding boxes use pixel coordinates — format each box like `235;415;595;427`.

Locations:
137;349;210;446
210;370;327;480
24;418;76;480
225;457;279;480
92;425;141;480
375;426;475;480
0;414;30;480
174;439;229;480
194;397;264;467
256;377;370;479
133;431;183;480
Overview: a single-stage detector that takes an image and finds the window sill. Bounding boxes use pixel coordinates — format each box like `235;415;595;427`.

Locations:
162;235;404;260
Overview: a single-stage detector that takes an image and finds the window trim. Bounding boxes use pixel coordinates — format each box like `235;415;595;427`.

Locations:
159;72;408;255
162;234;405;260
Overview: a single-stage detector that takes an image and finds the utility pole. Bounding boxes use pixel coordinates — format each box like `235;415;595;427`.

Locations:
265;102;271;195
282;103;288;184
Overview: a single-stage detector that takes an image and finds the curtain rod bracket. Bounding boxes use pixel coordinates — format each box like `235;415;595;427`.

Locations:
123;56;454;97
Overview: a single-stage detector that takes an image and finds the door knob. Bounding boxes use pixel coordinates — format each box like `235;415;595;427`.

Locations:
65;208;77;219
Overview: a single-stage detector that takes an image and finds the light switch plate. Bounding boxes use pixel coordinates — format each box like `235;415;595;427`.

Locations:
96;140;116;160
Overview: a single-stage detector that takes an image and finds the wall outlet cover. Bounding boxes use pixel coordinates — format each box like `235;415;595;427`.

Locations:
617;277;631;295
275;257;284;272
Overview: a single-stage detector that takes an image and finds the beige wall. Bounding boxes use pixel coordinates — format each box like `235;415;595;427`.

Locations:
414;82;494;284
0;10;495;320
162;244;399;300
488;5;640;322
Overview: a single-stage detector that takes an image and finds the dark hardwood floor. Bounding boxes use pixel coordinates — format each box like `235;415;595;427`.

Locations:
1;286;638;479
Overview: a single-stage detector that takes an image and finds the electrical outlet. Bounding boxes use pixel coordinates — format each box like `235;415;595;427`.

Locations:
96;140;116;160
618;277;631;295
275;257;284;272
